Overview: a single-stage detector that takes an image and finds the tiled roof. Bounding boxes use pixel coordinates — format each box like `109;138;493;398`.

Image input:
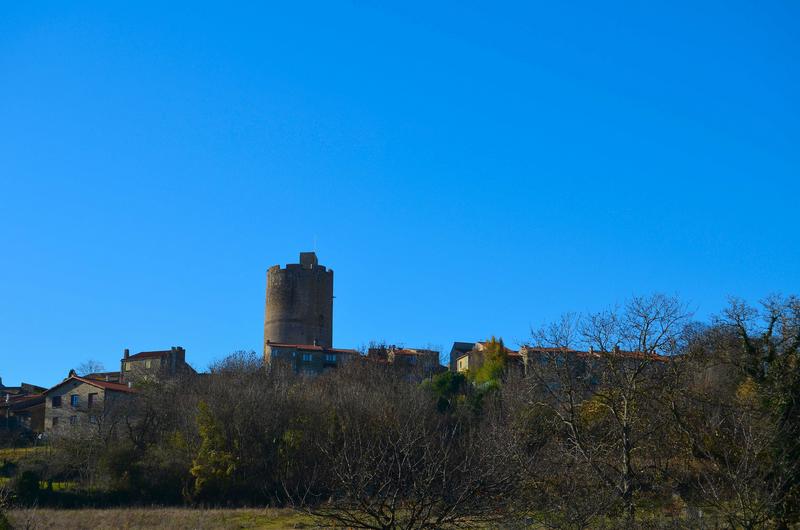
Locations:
124;350;172;360
84;371;121;381
521;346;668;362
0;394;44;410
0;383;46;396
45;375;135;395
266;343;359;355
391;350;438;356
1;394;45;413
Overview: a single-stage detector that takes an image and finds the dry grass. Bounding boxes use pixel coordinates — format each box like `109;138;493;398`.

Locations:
7;507;320;529
0;447;47;464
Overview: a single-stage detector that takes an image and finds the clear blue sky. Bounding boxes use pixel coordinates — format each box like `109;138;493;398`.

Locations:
1;1;798;386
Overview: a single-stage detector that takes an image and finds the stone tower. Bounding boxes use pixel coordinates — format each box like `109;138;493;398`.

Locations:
264;252;334;352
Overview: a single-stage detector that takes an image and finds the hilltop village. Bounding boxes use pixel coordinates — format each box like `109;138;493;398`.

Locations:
2;254;795;528
0;252;546;436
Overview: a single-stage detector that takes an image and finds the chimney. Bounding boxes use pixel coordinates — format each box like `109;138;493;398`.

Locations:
313;339;318;347
124;348;130;359
613;345;620;354
127;381;132;388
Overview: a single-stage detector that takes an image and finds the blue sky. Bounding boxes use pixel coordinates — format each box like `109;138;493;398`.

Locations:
1;1;798;386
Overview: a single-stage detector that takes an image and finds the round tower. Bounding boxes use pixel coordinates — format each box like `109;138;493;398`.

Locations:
264;252;333;351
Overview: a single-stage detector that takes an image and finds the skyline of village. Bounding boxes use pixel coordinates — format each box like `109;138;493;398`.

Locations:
5;248;793;389
2;247;797;387
0;251;682;438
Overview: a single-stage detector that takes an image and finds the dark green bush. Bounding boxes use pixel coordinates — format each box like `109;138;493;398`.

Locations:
13;469;41;506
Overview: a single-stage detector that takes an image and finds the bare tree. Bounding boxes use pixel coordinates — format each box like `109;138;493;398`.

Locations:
526;295;689;527
288;362;520;529
76;359;106;376
667;295;800;529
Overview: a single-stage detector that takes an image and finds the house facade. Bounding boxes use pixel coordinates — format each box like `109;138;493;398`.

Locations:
265;342;358;375
1;379;46;434
1;394;45;433
120;346;195;382
454;342;668;378
367;345;445;379
451;341;524;374
43;373;134;433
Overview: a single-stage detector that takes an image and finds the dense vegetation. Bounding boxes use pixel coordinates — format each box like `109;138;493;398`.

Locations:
1;294;798;529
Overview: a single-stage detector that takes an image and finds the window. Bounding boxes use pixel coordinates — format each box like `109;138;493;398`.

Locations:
145;360;152;369
52;417;59;427
324;354;336;363
88;393;98;409
69;416;78;425
52;396;62;408
302;353;312;362
70;394;79;407
124;362;131;371
89;415;98;424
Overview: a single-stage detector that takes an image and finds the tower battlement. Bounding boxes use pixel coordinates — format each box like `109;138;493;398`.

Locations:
270;263;330;273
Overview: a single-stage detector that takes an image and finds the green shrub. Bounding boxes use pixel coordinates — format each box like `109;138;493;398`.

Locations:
13;469;41;506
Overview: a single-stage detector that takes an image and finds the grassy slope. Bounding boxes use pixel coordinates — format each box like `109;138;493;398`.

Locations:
0;447;47;464
8;508;319;529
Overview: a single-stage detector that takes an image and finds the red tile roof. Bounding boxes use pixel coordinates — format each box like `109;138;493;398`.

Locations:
45;375;135;395
0;394;44;409
84;371;121;381
521;346;668;362
390;350;438;356
266;343;359;355
124;350;173;360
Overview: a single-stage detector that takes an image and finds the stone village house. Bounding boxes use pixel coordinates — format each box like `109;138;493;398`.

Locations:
41;346;194;434
0;379;47;433
121;346;195;383
43;372;135;433
265;341;359;376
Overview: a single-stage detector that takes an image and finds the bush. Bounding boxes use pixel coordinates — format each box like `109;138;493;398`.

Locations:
13;470;41;506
